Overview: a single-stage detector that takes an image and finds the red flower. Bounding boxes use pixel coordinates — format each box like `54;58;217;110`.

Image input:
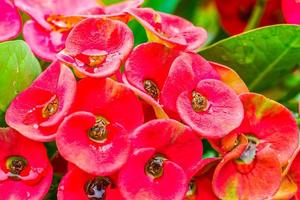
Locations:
6;61;76;142
58;166;123;200
118;148;188;200
0;128;52;199
130;119;203;178
56;78;143;175
124;42;220;119
215;0;283;35
282;0;300;24
0;0;22;42
231;93;299;166
177;79;244;139
127;8;207;51
15;0;99;60
212;136;282;199
57;17;133;78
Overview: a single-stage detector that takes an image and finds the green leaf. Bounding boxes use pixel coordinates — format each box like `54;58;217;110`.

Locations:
200;25;300;93
0;40;41;124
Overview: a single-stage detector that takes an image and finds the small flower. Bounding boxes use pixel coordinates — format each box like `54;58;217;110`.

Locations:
58;166;123;200
212;134;282;199
57;17;134;78
5;61;76;142
130;119;203;179
127;7;207;51
56;78;143;175
0;0;22;42
118;148;188;200
234;93;299;166
0;128;53;199
177;79;244;139
15;0;99;60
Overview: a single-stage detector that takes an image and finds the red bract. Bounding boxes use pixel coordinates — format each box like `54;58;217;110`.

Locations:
177;79;244;139
0;128;52;199
72;77;144;131
56;78;143;175
58;166;123;200
56;111;130;176
130;119;203;179
0;0;21;42
15;0;99;61
212;136;282;199
282;0;300;24
185;158;219;200
118;148;188;200
127;8;207;51
232;93;299;166
124;42;220;119
5;61;76;142
215;0;283;35
57;17;133;78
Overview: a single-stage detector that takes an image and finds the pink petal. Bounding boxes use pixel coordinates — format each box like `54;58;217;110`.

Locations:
57;17;133;78
118;148;188;200
160;53;220;116
0;0;22;42
15;0;99;29
282;0;300;24
177;79;244;139
6;61;76;142
127;7;207;51
23;20;66;61
0;128;53;199
56;111;130;175
131;119;203;178
72;77;144;131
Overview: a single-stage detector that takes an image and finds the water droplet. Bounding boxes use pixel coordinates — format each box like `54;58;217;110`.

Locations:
33;124;39;129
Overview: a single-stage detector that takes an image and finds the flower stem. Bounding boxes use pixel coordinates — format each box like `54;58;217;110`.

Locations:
245;0;267;31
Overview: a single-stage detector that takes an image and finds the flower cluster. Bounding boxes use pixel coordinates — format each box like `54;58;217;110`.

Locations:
0;0;299;199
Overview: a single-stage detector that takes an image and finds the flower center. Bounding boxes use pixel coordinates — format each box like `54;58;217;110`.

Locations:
235;135;259;173
145;155;165;179
191;91;208;112
143;80;159;99
88;117;109;143
186;179;197;199
85;177;112;200
6;156;27;175
42;97;59;118
46;14;83;32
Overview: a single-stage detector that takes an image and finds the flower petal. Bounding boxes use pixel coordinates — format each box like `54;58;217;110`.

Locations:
57;17;133;78
118;148;187;200
0;0;21;42
0;128;53;199
6;61;76;141
127;7;207;51
131;119;203;178
177;79;244;139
